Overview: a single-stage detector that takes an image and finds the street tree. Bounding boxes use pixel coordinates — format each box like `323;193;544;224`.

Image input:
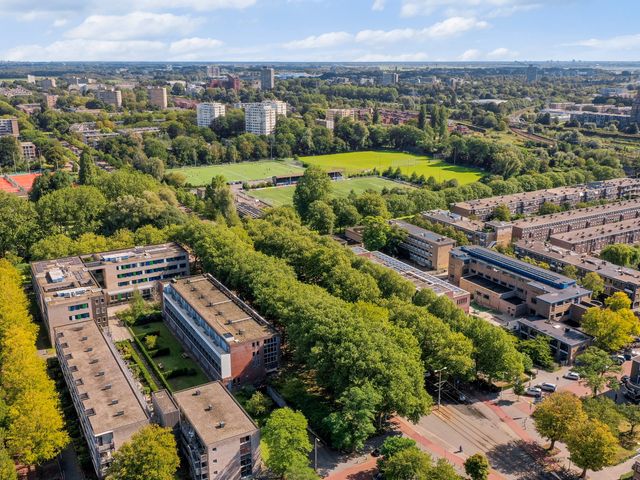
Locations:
204;175;239;225
532;392;587;449
262;408;313;477
565;418;618;478
464;453;491;480
573;347;621;396
582;304;640;352
306;200;335;235
106;425;179;480
580;272;605;298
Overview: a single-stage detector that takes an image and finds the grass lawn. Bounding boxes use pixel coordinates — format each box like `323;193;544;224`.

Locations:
131;321;209;391
170;160;304;185
301;151;483;184
247;176;409;207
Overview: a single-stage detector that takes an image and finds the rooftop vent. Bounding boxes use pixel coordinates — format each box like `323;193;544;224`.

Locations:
102;384;112;391
217;421;226;429
205;404;213;412
114;410;125;417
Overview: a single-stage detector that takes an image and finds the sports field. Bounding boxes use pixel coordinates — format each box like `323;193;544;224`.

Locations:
170;160;304;185
248;176;410;207
301;151;482;184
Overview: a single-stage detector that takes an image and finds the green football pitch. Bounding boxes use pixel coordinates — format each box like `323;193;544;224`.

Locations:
247;176;411;207
169;161;304;186
301;151;482;184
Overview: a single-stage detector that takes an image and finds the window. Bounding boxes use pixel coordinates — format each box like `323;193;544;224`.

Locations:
240;436;252;477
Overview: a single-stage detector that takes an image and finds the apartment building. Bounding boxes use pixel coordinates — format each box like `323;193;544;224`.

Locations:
206;65;221;78
451;178;640;220
421;210;513;247
389;219;456;270
20;141;37;159
197;103;226;128
352;247;470;312
38;78;57;90
448;246;591;322
148;86;168;109
173;382;260;480
260;67;275;90
244;104;276;135
32;243;190;341
0;118;19;137
381;72;399;85
515;240;640;310
55;321;149;478
325;108;356;127
95;89;122;108
549;217;640;254
45;94;58;109
162;274;280;388
512;199;640;241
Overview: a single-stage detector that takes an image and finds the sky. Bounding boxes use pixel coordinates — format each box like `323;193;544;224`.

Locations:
0;0;639;63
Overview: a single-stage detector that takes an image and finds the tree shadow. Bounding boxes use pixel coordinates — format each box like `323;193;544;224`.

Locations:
485;440;567;479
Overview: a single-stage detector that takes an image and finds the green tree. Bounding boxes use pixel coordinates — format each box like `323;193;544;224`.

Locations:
580;272;605;298
582;397;624;437
380;446;432;479
0;136;21;168
262;408;313;477
464;453;491;480
204;175;239;225
573;347;621;396
491;204;511;221
244;391;273;422
538;201;561;215
532;392;587;450
565;419;618;478
106;425;179;480
561;264;579;280
618;403;640;435
293;166;331;219
582;305;640;352
78;151;99;185
362;216;390;251
36;186;107;237
0;192;40;258
600;243;640;267
605;291;632;311
324;383;381;452
306;200;335;235
0;447;16;480
518;335;555;370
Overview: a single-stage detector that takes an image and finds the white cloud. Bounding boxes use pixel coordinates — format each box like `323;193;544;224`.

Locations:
52;18;68;27
4;39;166;61
130;0;257;11
487;46;518;58
357;52;429;61
459;48;480;60
399;0;545;17
169;37;224;54
372;0;386;10
283;31;352;49
65;12;199;40
564;33;640;51
355;17;488;44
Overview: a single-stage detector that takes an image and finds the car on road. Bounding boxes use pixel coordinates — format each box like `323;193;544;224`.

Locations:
525;387;542;397
539;382;557;392
563;371;580;380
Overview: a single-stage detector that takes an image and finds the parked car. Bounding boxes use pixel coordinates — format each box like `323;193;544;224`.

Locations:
564;371;580;380
525;387;542;397
612;354;626;365
539;382;557;392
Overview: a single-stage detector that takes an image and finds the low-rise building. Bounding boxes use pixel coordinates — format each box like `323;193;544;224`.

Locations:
389;219;456;270
352;247;470;312
162;274;280;388
0;118;19;137
55;321;149;478
32;243;190;341
451;178;640;220
514;240;640;310
95;89;122;108
20;141;37;159
516;316;591;365
549;217;640;253
421;210;513;247
173;382;260;480
148;86;168;109
448;245;591;322
512;199;640;241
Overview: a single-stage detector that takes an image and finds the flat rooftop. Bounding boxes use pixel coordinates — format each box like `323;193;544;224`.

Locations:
518;317;591;347
173;382;257;445
421;209;486;232
81;242;186;266
32;256;102;304
550;217;640;244
463;274;513;294
390;219;455;245
515;240;640;288
352;248;468;297
55;321;148;435
512;199;640;229
169;275;274;344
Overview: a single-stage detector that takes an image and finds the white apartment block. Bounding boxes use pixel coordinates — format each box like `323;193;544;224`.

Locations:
148;87;168;109
196;103;226;128
245;104;277;135
95;89;122;108
234;100;287;117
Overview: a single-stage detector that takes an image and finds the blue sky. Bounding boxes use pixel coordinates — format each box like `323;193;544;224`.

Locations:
1;0;639;62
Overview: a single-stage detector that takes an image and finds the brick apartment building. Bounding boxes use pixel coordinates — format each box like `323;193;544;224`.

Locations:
55;321;150;478
162;274;280;389
512;199;640;241
352;247;470;312
549;217;640;253
32;243;190;342
515;240;640;310
451;178;640;220
421;210;513;247
389;219;456;270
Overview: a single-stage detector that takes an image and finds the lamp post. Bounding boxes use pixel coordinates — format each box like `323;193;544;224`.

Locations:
435;367;448;410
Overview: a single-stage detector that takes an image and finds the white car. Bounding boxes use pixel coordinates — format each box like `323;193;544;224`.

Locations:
563;371;580;381
525;387;542;397
539;382;557;392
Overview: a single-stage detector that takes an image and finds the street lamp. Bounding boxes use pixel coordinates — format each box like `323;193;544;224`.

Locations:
435;367;448;410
